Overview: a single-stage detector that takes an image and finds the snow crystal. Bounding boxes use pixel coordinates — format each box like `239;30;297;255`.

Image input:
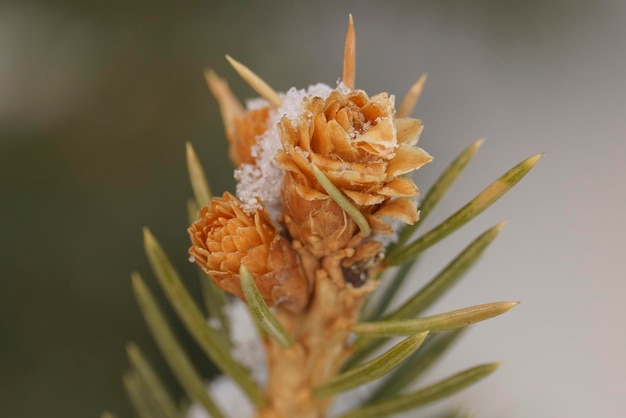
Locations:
225;299;267;384
335;80;352;95
235;83;334;220
244;97;269;110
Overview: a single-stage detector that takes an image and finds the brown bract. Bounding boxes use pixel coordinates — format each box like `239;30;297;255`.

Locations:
275;89;432;246
188;192;309;313
205;70;271;166
228;106;271;166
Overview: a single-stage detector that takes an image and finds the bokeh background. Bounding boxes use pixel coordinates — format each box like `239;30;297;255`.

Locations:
2;1;625;417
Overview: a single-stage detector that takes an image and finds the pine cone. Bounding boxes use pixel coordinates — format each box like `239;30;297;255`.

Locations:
275;89;432;246
188;192;309;312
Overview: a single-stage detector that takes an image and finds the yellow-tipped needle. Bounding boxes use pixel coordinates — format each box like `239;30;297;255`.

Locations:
342;14;356;89
225;55;283;108
397;74;427;118
204;69;244;133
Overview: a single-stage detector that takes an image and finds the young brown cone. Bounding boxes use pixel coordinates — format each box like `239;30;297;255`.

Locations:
275;89;432;244
188;192;309;313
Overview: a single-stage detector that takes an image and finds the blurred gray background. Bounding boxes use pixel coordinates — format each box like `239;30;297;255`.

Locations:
1;0;624;417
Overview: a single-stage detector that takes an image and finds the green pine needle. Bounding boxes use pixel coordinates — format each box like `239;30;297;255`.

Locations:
351;301;519;337
142;229;264;406
126;343;182;418
365;329;465;403
313;332;428;399
186;142;212;208
368;140;485;322
391;138;485;252
131;273;226;418
240;265;295;347
344;222;504;369
360;262;414;322
337;363;500;418
386;153;542;266
311;163;371;237
186;198;199;221
123;371;157;418
384;222;506;322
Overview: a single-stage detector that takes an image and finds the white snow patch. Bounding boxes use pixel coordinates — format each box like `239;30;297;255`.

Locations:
186;375;254;418
244;97;269;111
225;299;267;384
235;83;334;220
186;299;266;418
207;317;221;330
335;80;352;95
